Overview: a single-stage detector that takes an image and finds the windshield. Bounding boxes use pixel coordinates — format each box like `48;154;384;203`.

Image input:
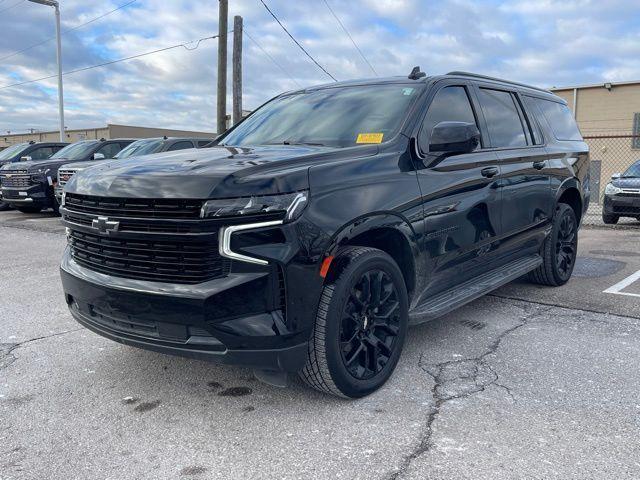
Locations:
622;161;640;178
220;84;422;148
115;139;164;158
50;141;99;160
0;143;29;160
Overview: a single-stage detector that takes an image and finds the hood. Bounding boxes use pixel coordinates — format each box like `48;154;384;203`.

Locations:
1;158;74;173
65;144;377;199
60;159;106;171
612;176;640;189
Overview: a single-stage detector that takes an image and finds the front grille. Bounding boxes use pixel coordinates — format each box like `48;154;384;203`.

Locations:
69;230;230;284
58;168;78;188
65;193;203;219
1;174;31;188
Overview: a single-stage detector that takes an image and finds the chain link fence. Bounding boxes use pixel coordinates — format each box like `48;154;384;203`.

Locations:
582;133;640;226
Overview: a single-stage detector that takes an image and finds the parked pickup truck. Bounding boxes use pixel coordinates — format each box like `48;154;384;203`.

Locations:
0;139;133;214
55;137;214;204
0;141;68;211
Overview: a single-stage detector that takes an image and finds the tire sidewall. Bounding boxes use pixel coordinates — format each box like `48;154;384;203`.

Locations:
550;204;578;285
323;251;408;398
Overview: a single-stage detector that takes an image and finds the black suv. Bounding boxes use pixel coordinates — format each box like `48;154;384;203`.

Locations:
55;137;215;204
60;70;589;398
602;160;640;224
0;139;133;214
0;141;68;210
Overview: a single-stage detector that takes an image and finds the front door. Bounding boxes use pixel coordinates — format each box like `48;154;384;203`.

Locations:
413;83;503;299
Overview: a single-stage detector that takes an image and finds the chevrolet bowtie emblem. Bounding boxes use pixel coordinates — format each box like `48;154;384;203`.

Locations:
92;216;120;235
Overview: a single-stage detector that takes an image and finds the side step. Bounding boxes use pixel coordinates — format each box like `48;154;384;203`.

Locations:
409;255;542;325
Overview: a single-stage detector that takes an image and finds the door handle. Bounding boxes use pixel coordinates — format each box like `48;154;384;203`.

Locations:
481;167;499;178
532;161;546;170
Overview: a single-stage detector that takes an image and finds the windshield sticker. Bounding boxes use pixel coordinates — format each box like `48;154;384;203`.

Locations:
356;133;384;144
402;88;415;96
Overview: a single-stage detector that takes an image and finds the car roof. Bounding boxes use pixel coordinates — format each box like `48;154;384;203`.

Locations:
292;71;564;104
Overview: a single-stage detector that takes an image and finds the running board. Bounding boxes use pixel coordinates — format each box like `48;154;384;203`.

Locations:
409;255;542;325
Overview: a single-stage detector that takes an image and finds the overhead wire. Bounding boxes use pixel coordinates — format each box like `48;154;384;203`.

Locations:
0;34;221;91
321;0;377;77
0;0;138;63
258;0;337;82
244;28;302;88
0;0;25;15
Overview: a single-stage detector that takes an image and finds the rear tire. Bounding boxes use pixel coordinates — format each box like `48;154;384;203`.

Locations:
300;247;409;398
602;213;619;225
529;203;578;287
0;201;11;211
17;206;42;214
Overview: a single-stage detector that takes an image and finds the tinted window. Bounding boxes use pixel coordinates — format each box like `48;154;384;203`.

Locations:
623;161;640;178
221;84;422;148
167;141;195;151
197;140;212;148
51;141;99;160
419;86;478;152
522;97;544;145
115;139;164;158
29;146;55;160
531;98;582;141
96;142;123;159
478;88;527;148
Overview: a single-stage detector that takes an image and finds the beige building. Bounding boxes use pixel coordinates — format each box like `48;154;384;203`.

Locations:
1;124;216;149
551;81;640;200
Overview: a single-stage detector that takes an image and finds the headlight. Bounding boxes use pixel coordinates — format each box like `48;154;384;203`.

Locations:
200;191;308;222
605;183;622;195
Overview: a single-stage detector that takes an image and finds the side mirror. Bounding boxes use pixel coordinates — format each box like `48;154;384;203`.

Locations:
611;172;622;180
20;155;32;162
93;153;106;160
429;121;480;155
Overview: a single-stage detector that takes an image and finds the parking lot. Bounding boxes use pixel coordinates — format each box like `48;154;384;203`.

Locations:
2;210;640;479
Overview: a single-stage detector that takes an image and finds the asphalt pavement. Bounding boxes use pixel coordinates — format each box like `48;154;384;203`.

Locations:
2;211;640;480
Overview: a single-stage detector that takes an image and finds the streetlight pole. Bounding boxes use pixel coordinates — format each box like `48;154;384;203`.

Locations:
28;0;65;142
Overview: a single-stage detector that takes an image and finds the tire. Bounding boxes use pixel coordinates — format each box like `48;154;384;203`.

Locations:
52;196;61;216
17;206;42;214
602;213;619;225
529;203;578;287
300;247;409;398
0;201;11;211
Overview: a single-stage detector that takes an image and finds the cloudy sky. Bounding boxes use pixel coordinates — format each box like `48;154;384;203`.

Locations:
0;0;639;134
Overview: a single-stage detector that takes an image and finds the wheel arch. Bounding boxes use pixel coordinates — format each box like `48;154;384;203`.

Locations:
555;178;584;224
324;213;419;299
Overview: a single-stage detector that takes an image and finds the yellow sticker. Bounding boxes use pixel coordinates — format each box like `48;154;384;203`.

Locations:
356;133;384;144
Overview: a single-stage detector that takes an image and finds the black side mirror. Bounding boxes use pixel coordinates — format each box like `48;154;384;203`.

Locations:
429;121;480;155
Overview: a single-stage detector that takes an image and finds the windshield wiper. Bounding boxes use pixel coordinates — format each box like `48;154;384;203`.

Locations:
266;140;327;147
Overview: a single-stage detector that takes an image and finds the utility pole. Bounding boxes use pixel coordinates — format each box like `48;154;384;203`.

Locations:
217;0;228;135
232;16;243;126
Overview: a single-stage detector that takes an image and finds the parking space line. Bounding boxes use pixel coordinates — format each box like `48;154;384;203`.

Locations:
604;269;640;298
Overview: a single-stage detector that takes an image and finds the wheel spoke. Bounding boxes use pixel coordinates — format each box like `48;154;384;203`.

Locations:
344;342;364;366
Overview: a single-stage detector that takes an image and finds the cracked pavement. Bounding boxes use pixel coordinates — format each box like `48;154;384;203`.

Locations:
3;217;640;479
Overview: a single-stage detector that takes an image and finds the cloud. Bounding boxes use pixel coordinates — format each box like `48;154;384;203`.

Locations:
0;0;638;133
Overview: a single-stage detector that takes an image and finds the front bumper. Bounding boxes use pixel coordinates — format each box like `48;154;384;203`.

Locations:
1;184;51;207
60;248;311;372
603;194;640;217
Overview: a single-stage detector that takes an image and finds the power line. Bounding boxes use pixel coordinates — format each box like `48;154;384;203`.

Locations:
321;0;377;77
244;28;302;88
0;34;221;91
0;0;138;63
0;0;24;15
258;0;337;82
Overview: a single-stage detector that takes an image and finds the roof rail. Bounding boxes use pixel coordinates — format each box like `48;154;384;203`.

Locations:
446;71;552;94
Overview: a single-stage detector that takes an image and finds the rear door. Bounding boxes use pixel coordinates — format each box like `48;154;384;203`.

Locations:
414;81;503;295
474;85;552;258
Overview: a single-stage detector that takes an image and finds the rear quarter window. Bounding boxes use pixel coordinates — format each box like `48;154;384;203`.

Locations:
529;97;582;141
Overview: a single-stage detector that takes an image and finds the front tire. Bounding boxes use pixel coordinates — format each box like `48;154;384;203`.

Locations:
602;213;619;225
0;201;11;211
300;247;409;398
529;203;578;287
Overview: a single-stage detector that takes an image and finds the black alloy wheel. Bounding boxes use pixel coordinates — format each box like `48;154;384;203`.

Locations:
555;211;577;280
339;269;401;380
